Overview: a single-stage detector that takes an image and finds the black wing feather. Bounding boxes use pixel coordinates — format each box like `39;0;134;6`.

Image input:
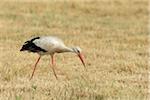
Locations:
20;37;47;53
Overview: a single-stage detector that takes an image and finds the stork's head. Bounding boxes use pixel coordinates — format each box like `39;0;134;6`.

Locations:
72;47;86;68
72;47;82;54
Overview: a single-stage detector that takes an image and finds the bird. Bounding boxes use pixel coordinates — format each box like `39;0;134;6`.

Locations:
20;36;86;80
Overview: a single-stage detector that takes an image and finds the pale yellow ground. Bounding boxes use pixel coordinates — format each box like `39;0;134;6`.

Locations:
0;0;148;100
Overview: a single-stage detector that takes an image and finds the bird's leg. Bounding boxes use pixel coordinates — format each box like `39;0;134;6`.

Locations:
51;55;69;80
30;56;41;80
50;55;58;79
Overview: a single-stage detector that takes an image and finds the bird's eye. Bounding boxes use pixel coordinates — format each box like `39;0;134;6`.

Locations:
77;50;80;53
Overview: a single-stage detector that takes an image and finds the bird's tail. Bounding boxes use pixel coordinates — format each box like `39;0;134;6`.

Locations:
20;48;23;51
20;45;26;51
20;42;30;51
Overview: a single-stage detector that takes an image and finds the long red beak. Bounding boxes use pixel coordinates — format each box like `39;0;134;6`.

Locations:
78;53;86;69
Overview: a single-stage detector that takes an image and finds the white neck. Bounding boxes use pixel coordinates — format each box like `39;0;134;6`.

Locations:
61;47;76;53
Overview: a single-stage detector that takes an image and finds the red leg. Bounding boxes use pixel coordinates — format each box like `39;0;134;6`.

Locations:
51;54;55;65
50;55;58;79
51;55;69;80
30;56;41;80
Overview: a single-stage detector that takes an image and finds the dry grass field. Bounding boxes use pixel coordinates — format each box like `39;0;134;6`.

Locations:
0;0;148;100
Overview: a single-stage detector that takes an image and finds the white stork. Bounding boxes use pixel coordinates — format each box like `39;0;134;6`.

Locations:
20;36;86;80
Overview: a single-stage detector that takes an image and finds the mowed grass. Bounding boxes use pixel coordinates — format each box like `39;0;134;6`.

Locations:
0;0;148;100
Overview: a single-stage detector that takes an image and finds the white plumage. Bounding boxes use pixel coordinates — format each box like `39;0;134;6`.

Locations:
33;36;67;55
20;36;86;80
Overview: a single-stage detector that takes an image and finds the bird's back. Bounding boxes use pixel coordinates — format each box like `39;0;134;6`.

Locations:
20;36;66;55
20;37;47;53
